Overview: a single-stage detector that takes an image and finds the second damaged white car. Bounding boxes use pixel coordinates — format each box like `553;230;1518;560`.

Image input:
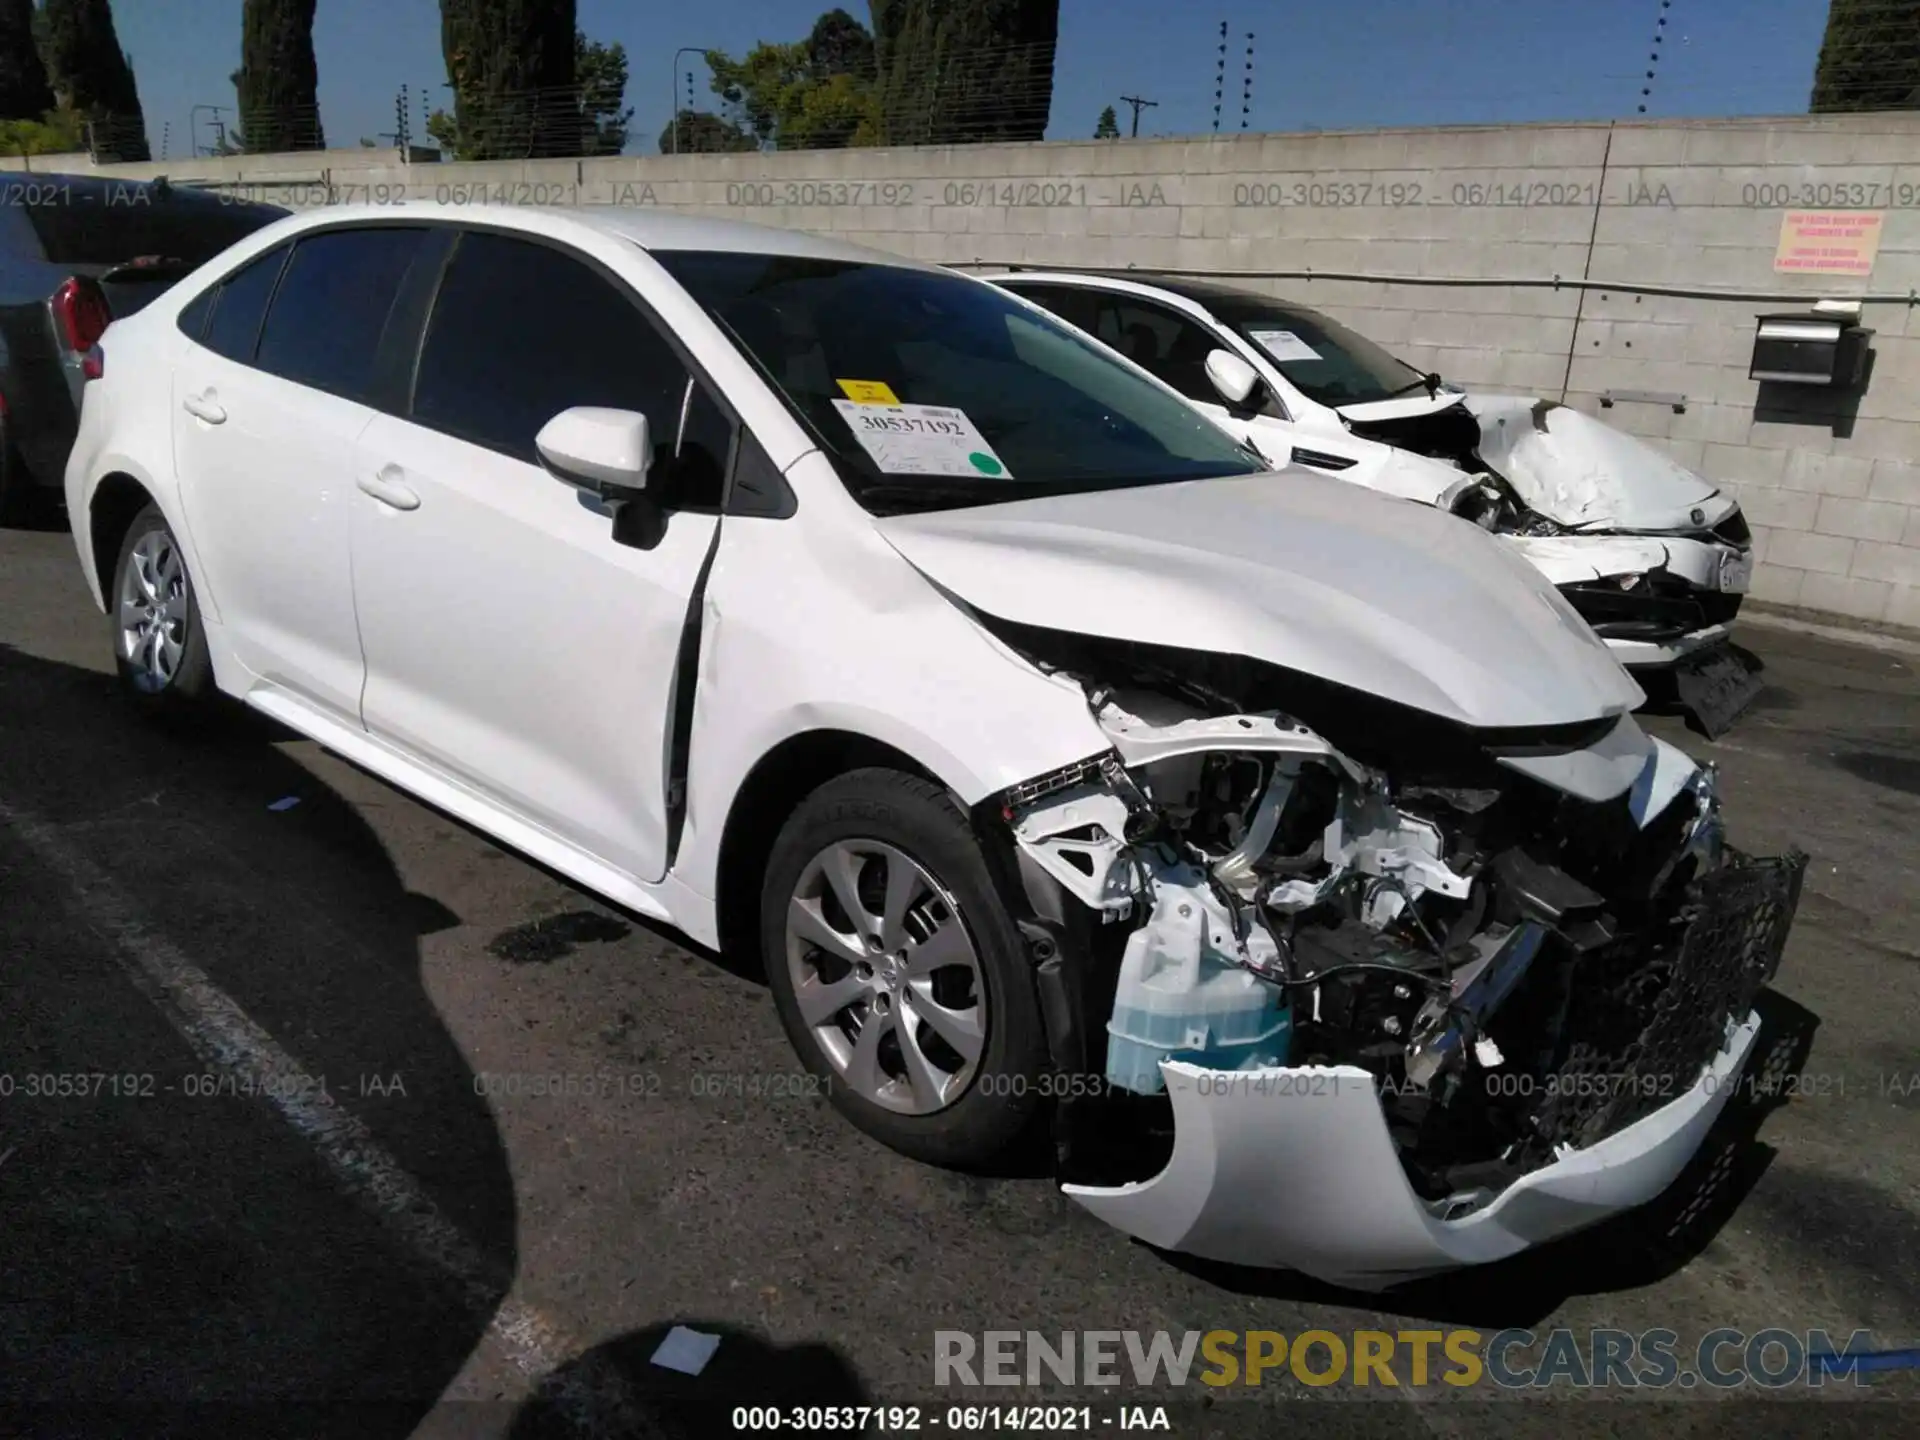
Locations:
989;271;1764;738
68;207;1804;1290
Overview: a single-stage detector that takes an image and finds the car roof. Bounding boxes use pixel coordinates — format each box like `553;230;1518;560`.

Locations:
277;200;926;269
993;268;1321;322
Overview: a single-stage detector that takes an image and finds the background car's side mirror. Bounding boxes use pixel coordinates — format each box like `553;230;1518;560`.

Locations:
536;407;651;499
1205;349;1262;408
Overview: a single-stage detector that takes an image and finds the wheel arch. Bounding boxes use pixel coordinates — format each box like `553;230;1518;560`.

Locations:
712;728;948;967
88;471;159;613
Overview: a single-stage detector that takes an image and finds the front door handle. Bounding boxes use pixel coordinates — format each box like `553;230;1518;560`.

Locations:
357;466;421;512
181;391;226;424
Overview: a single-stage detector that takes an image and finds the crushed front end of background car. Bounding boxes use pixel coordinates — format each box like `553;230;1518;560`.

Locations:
984;658;1806;1288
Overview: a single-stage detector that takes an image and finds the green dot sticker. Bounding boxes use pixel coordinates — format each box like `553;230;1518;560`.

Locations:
968;452;1003;476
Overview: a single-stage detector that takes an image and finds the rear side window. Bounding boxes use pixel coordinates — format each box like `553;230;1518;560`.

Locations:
1093;297;1224;401
200;245;290;363
1007;283;1101;334
256;228;427;404
176;287;216;342
412;231;709;474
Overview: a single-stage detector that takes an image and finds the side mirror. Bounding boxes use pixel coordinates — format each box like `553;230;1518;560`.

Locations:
1204;348;1262;408
536;407;651;498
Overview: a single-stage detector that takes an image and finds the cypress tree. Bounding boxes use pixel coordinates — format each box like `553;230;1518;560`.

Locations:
42;0;148;160
870;0;1057;146
439;0;578;159
1810;0;1920;112
0;0;54;121
238;0;325;151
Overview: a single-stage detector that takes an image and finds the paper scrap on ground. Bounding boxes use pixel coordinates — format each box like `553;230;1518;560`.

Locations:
831;400;1013;479
267;796;301;812
650;1325;723;1376
836;378;901;405
1246;328;1322;363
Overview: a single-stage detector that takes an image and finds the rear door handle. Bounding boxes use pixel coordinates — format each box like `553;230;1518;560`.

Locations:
181;391;226;424
357;466;420;511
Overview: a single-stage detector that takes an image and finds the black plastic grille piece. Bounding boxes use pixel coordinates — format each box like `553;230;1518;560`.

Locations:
1527;847;1807;1152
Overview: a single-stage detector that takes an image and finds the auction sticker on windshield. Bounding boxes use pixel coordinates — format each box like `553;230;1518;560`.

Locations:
836;378;901;405
1247;329;1322;363
831;400;1014;479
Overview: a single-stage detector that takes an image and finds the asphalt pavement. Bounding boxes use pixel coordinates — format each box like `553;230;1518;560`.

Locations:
1;512;1916;1440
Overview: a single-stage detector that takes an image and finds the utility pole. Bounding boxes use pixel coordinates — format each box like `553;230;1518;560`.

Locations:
1212;20;1227;132
1241;33;1255;128
1119;95;1158;139
668;46;711;154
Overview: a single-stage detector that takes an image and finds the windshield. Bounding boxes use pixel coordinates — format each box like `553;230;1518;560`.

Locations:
651;250;1266;513
1206;295;1428;407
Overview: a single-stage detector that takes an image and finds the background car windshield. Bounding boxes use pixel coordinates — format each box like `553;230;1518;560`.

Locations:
651;251;1263;511
1208;296;1427;406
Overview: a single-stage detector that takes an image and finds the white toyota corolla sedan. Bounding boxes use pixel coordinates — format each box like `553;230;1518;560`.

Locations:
988;271;1763;738
66;204;1804;1289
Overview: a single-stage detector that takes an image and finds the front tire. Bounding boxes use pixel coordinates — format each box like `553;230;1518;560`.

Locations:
111;502;214;718
760;768;1047;1168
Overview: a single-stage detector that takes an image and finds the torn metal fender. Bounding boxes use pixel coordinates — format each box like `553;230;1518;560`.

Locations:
1466;396;1725;532
1063;1012;1760;1291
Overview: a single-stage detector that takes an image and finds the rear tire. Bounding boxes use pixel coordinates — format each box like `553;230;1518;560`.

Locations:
111;503;214;719
760;767;1047;1168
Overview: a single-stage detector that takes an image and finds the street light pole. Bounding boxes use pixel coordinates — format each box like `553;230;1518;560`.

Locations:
669;47;710;154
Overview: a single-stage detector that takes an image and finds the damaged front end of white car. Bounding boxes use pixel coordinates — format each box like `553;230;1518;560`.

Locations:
1347;395;1763;737
972;631;1804;1292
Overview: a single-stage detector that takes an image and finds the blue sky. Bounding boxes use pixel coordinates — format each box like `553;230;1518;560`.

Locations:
111;0;1839;159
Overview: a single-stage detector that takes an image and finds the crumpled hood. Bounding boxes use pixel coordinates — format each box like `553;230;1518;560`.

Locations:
874;471;1644;731
1335;392;1726;532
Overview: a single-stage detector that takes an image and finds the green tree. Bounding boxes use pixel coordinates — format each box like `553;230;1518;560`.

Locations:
659;107;756;155
1810;0;1920;112
1094;104;1118;139
871;0;1058;145
807;7;875;81
438;0;577;159
577;30;632;155
237;0;324;152
0;0;54;121
705;10;881;151
42;0;149;160
431;26;623;158
0;105;85;156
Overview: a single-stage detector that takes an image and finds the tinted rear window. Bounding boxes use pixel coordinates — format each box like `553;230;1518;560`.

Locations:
202;245;290;363
256;228;426;404
18;180;285;267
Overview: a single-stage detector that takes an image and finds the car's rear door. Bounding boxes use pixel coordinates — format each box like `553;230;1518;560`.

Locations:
349;227;731;884
171;225;430;721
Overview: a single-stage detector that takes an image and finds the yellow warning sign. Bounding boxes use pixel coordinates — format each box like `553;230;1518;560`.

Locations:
836;379;902;405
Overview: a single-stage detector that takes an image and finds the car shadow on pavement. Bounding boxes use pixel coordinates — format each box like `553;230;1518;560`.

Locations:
1165;988;1821;1329
0;643;517;1435
504;1320;868;1440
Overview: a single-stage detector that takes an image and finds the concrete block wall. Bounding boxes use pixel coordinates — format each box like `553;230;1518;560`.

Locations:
76;113;1920;628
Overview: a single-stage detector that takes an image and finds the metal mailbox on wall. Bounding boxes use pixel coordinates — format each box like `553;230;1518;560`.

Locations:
1750;311;1872;387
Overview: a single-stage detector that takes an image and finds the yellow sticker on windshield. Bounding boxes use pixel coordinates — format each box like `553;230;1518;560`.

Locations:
837;379;901;405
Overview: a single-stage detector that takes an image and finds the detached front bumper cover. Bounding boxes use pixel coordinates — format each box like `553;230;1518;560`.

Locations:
1063;850;1807;1290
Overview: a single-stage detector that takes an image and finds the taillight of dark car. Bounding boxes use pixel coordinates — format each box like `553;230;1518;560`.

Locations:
52;277;110;380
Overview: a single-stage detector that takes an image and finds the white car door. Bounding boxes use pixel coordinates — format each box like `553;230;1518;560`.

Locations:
349;229;729;884
171;227;428;720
